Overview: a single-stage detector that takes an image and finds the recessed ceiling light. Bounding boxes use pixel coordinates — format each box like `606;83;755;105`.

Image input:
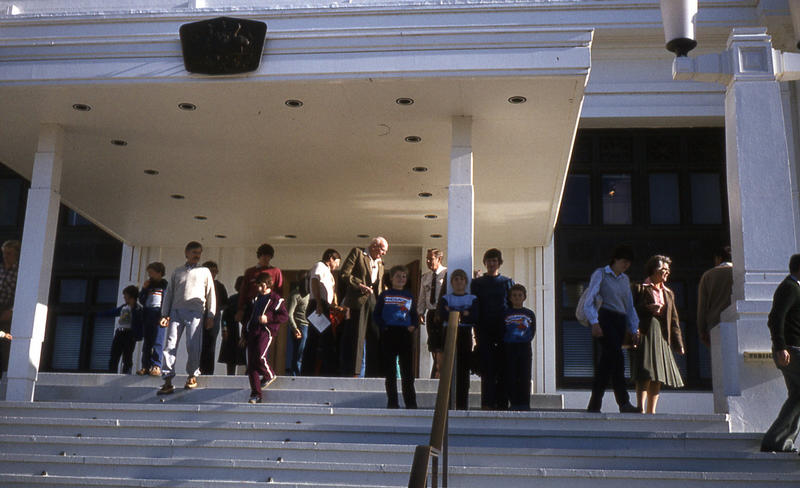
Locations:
215;234;227;239
418;192;432;198
424;214;438;219
285;99;303;108
357;234;370;238
284;234;297;239
143;169;159;175
194;215;207;220
72;103;91;112
170;194;185;200
412;166;428;173
508;96;527;104
430;234;443;238
396;97;414;106
178;102;197;111
111;139;128;146
405;136;422;143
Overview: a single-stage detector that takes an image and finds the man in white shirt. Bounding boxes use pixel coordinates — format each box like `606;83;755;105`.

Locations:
158;241;216;394
418;248;447;378
302;249;342;375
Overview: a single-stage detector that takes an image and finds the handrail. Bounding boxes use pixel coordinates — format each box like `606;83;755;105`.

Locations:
408;310;460;488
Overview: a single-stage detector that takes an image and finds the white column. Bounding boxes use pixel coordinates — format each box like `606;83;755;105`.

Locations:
533;240;556;394
447;117;474;281
674;28;798;429
5;125;63;402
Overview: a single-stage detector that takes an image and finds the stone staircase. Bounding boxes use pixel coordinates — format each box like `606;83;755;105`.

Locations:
0;373;797;487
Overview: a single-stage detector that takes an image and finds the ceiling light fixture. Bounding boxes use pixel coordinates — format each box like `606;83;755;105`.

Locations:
418;192;432;198
72;103;91;112
405;136;422;143
357;234;370;238
215;234;227;239
111;139;128;146
170;194;185;200
143;169;159;175
284;234;297;239
508;96;527;104
412;166;428;173
178;102;197;111
395;97;414;106
285;99;303;108
430;234;443;238
424;214;438;219
194;215;207;220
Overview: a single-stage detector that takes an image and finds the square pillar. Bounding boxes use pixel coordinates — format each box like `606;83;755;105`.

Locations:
5;125;63;401
447;117;474;280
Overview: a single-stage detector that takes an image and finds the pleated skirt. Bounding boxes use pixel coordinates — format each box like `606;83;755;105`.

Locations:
631;317;684;388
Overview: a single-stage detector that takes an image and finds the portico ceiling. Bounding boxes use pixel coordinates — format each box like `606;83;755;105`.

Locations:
0;7;591;249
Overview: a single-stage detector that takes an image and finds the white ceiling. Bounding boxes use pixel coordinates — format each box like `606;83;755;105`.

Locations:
0;74;584;248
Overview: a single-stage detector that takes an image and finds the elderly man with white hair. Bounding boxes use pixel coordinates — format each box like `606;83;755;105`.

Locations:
340;237;388;377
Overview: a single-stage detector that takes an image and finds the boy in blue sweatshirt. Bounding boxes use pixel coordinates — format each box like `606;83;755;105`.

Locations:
138;262;167;376
503;284;536;411
101;285;143;374
374;265;418;409
437;269;479;410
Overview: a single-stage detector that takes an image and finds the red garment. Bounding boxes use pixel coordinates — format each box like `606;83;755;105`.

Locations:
237;266;283;312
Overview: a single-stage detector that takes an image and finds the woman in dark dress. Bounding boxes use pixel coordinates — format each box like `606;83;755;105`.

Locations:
219;276;247;375
631;255;685;414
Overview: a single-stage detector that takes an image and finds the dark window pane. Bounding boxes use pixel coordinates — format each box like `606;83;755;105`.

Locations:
562;281;589;309
691;173;722;224
562;320;594;377
51;315;83;370
669;281;686;310
59;279;88;303
0;179;22;226
602;174;632;224
91;317;115;371
698;339;712;379
95;279;119;304
649;174;680;225
560;175;591;225
66;209;91;226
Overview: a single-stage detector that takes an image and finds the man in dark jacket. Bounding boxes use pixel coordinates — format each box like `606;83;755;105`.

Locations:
762;253;800;453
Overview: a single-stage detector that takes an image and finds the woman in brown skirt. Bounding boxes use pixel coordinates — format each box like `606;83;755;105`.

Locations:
631;255;685;414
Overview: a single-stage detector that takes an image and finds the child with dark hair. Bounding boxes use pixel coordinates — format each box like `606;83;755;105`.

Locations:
374;265;419;409
103;285;143;374
138;263;167;376
240;273;288;403
219;275;246;375
503;284;536;411
437;268;479;410
470;248;514;410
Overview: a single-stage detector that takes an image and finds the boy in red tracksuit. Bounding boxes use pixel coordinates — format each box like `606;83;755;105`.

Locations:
240;273;288;404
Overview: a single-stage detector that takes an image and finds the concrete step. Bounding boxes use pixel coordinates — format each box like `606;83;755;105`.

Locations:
0;433;792;473
0;400;732;432
31;373;563;409
1;453;799;488
0;413;758;451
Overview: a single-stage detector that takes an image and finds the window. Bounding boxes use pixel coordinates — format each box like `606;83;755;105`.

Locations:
601;174;632;224
50;315;83;370
90;317;115;371
59;279;88;303
649;173;680;225
0;179;23;227
95;279;119;304
690;173;722;224
65;209;92;227
560;175;591;225
561;320;594;377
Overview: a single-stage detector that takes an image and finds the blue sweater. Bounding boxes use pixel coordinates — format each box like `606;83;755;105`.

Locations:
470;274;514;340
437;293;479;327
503;308;536;343
374;289;419;328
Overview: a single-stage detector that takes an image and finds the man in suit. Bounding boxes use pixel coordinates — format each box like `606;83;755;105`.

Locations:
761;253;800;453
340;237;388;377
697;245;733;347
417;248;447;378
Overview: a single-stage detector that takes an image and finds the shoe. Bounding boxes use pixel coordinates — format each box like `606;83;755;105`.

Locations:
149;366;161;376
157;382;175;395
135;368;148;376
586;406;601;413
260;376;276;389
248;395;262;404
184;376;198;389
760;445;799;453
619;403;640;413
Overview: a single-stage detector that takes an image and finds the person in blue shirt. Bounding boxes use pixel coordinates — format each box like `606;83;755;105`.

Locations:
374;265;419;409
100;285;143;374
470;248;514;410
437;269;478;410
138;262;167;376
503;284;536;411
583;245;640;413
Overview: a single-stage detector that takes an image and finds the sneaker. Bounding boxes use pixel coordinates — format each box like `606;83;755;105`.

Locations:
157;382;175;395
260;376;276;389
135;368;148;376
619;403;640;413
184;376;198;389
149;366;161;376
248;395;262;404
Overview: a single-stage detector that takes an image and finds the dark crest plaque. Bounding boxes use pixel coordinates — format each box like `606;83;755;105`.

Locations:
179;17;267;75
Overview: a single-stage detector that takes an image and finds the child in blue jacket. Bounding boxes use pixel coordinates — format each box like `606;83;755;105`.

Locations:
374;265;418;409
138;262;167;376
100;285;143;374
503;284;536;411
